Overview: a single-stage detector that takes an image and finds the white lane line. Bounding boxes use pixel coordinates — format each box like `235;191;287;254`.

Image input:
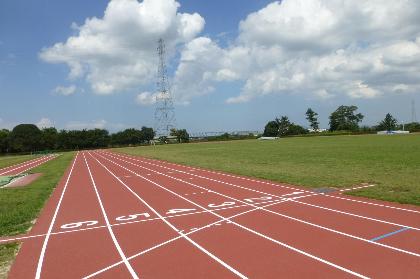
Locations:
1;197;295;245
87;152;247;279
84;197;302;278
107;151;420;229
99;151;420;258
323;193;420;214
83;153;139;279
0;155;55;176
94;152;369;279
339;184;376;192
108;152;308;200
35;153;77;279
291;199;420;232
120;153;420;214
0;156;48;175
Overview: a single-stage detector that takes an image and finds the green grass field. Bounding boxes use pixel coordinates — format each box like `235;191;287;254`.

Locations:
115;134;420;206
0;155;35;170
0;152;75;236
0;243;18;279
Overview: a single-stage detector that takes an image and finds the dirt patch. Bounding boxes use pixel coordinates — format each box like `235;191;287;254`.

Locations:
6;173;43;188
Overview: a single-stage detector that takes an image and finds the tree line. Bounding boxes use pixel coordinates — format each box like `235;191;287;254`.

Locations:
0;125;155;154
263;105;420;137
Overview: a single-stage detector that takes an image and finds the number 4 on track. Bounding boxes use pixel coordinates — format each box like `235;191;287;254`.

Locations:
166;208;196;214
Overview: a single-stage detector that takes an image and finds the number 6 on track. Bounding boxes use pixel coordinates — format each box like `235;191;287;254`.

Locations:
60;220;98;229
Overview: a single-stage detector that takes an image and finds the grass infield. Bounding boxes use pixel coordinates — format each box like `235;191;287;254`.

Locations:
0;243;19;279
0;152;75;236
115;134;420;206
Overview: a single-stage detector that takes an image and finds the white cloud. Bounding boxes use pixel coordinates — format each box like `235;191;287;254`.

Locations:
172;0;420;104
36;118;54;128
40;0;204;95
53;85;77;96
39;0;420;105
136;91;157;105
66;119;107;130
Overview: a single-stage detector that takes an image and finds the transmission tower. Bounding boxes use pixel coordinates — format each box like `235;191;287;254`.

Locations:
411;99;417;123
154;38;176;137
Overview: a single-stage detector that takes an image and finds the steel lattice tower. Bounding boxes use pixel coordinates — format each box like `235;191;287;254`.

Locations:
411;99;417;123
154;38;176;137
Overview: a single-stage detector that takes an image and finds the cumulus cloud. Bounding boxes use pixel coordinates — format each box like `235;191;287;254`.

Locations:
36;118;54;128
53;85;77;96
40;0;420;105
173;0;420;103
136;91;157;105
40;0;204;95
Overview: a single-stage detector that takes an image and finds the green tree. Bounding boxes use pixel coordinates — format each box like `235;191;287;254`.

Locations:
275;116;291;136
377;113;398;131
170;128;190;143
41;127;58;150
329;105;364;131
287;124;308;135
305;108;319;131
263;121;278;137
0;129;10;153
9;124;42;152
140;126;155;143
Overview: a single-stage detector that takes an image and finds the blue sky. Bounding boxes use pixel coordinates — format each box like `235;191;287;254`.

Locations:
1;0;419;133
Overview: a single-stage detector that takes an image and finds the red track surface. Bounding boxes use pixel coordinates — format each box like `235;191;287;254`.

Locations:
6;151;420;278
0;155;57;177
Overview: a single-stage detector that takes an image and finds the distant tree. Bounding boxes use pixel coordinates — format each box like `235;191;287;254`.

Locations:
170;128;190;143
9;124;42;152
140;126;155;143
329;105;364;131
275;116;291;137
287;124;308;135
263;121;278;137
404;122;420;132
41;127;58;150
0;129;10;153
377;113;398;131
305;108;319;131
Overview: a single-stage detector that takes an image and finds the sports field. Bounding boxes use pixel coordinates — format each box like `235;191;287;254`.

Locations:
2;150;419;278
115;134;420;206
0;134;419;278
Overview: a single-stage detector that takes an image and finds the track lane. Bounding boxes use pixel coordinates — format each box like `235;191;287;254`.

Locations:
104;151;420;252
111;151;419;215
86;151;248;279
96;151;420;278
8;152;130;279
91;151;369;278
0;155;56;176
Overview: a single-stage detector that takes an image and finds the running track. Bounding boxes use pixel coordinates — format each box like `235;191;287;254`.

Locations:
0;155;57;177
5;151;420;278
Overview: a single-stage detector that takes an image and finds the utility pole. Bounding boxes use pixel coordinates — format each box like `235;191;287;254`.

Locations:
154;38;176;138
411;99;417;123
